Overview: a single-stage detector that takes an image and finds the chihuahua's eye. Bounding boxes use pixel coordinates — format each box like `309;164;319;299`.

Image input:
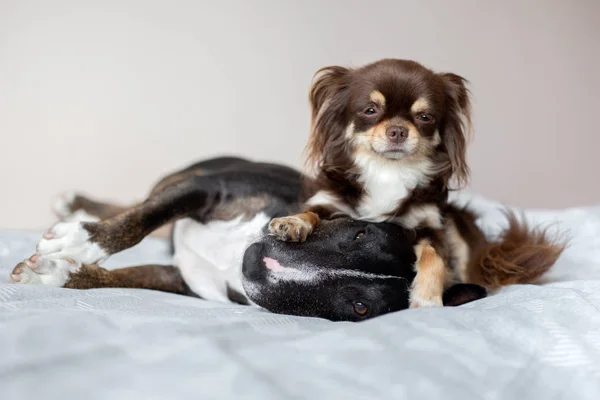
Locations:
354;231;366;240
417;114;435;123
353;301;369;316
363;106;378;116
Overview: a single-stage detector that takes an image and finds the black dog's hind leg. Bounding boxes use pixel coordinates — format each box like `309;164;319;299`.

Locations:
28;164;300;267
11;255;194;296
34;176;230;264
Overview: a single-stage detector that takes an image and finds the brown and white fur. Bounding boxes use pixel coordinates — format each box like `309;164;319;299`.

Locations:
268;59;472;308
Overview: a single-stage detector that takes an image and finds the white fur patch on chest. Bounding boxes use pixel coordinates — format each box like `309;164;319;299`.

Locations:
354;153;433;222
173;213;269;302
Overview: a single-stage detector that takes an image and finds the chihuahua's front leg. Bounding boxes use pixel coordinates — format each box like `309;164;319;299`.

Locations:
409;239;448;308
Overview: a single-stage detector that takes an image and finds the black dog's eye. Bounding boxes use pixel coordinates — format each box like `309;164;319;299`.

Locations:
417;113;435;123
363;106;378;116
353;301;369;316
354;231;366;240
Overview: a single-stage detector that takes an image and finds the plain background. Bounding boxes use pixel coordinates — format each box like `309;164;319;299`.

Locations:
1;0;598;230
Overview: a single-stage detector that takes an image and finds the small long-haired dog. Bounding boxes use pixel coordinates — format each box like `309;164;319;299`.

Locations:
269;59;473;307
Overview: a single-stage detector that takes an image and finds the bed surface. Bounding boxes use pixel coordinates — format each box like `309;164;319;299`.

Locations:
1;193;600;399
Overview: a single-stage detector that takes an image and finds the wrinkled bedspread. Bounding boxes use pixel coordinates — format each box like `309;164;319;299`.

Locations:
1;193;600;400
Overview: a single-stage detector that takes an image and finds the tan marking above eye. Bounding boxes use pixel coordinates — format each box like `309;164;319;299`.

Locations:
369;90;386;106
410;98;431;114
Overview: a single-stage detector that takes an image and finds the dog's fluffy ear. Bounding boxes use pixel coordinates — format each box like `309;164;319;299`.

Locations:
439;72;472;187
306;66;351;169
443;283;487;307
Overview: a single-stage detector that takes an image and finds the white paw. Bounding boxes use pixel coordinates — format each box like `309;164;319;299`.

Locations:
52;191;76;219
52;191;100;223
37;221;107;264
11;254;78;286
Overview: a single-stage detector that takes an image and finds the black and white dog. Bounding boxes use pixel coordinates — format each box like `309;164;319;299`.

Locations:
10;157;562;321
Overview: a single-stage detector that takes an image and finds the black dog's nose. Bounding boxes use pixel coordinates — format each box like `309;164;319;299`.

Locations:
242;242;267;280
386;126;408;144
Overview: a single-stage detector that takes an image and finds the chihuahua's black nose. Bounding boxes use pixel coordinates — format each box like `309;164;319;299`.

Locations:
386;126;408;144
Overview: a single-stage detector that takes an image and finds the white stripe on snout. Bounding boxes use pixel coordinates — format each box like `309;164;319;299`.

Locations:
266;263;408;284
335;268;408;281
267;267;319;283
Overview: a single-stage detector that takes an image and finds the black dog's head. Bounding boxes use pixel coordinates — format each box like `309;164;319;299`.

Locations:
242;218;486;321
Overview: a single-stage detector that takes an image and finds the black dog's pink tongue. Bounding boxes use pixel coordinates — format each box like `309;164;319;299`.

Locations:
263;257;287;272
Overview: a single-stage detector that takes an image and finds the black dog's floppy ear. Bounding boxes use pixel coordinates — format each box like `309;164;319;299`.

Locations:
443;283;487;307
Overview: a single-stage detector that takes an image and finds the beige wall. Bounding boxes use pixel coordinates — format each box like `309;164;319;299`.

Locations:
1;0;598;230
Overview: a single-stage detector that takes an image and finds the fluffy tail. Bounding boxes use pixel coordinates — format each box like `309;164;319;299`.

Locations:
474;212;566;289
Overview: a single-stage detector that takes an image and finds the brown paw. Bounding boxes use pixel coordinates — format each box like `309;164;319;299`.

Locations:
268;216;313;242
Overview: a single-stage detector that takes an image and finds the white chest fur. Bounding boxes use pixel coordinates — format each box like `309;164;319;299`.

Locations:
354;154;433;222
172;213;270;302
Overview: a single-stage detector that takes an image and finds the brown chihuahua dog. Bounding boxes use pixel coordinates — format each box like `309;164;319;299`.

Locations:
269;59;472;308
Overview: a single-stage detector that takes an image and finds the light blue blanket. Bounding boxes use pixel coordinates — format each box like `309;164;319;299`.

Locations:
1;194;600;399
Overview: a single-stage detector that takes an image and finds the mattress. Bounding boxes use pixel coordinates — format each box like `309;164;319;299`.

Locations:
1;193;600;400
